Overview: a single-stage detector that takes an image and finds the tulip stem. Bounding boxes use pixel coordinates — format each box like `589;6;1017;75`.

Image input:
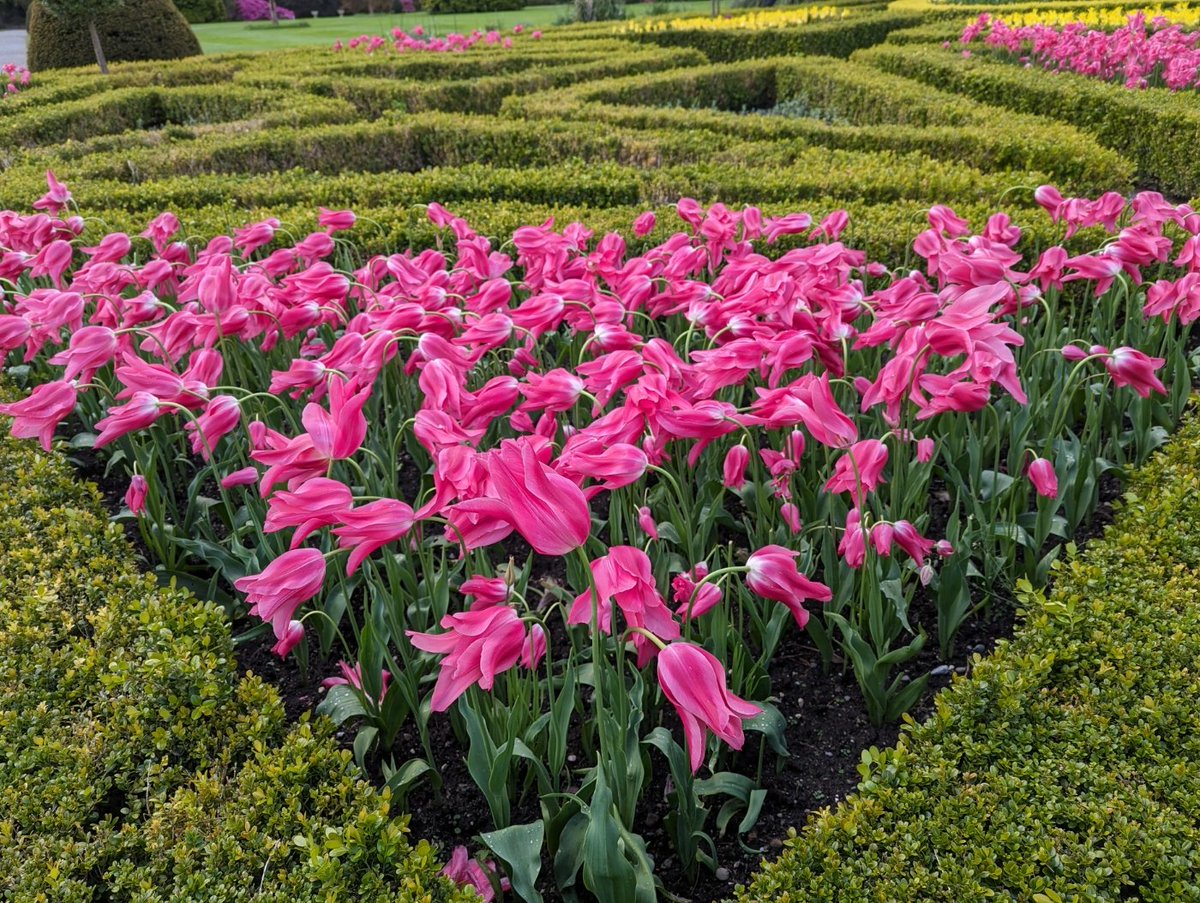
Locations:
625;626;668;651
683;565;746;630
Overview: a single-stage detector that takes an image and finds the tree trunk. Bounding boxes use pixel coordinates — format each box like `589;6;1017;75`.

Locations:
268;0;280;24
87;18;109;74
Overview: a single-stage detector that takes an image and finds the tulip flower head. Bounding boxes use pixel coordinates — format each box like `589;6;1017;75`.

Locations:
234;548;327;657
125;474;148;515
1028;455;1059;499
408;605;535;712
657;642;762;772
745;545;832;628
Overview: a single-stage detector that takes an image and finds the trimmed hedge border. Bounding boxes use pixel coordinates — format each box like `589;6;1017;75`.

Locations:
502;55;1132;195
856;41;1200;197
627;10;926;60
0;397;473;903
736;410;1200;901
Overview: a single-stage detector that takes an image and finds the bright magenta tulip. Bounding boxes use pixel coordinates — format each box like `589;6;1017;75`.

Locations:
657;642;761;772
745;545;832;628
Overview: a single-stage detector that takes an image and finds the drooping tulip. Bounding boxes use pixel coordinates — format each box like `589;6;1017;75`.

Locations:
745;545;832;628
723;443;750;489
1104;346;1167;397
568;545;680;665
125;474;148;516
824;439;889;504
407;605;532;712
331;498;417;575
264;477;354;549
0;379;77;451
234;548;327;657
484;438;592;556
657;642;762;773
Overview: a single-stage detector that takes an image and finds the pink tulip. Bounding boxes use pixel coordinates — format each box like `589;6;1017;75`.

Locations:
556;436;648;491
838;508;867;569
568;546;680;665
638;506;659;540
0;380;77;451
32;170;71;215
1028;455;1058;499
322;660;390;705
47;325;117;382
234;548;327;657
186;394;241;460
824;439;889;504
94;392;164;448
520;368;583;413
672;563;722;620
264;478;354;549
745;545;832;628
780;502;802;534
125;474;148;516
482;438;592;556
916;437;935;463
1105;346;1167;397
221;466;260;489
892;520;935;566
460;575;511;609
633;211;657;238
318;207;356;233
331;498;417;575
723;444;750;489
657;642;762;772
407;606;531;711
441;846;508;902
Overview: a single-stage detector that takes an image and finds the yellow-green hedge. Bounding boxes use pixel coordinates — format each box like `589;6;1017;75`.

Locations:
0;396;473;903
856;41;1200;197
736;411;1200;901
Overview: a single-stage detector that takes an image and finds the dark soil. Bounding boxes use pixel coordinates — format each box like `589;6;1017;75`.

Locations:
76;454;1126;903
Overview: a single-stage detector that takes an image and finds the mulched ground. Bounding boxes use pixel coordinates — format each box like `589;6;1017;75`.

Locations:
75;450;1123;902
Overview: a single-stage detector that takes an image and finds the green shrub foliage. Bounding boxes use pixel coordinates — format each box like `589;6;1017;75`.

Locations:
172;0;227;23
27;0;202;72
0;391;475;902
425;0;523;11
738;415;1200;901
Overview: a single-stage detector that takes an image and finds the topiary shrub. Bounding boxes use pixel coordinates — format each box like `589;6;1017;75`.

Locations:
27;0;202;73
174;0;227;22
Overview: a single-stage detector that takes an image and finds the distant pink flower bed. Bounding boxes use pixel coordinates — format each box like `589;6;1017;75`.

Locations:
959;12;1200;91
237;0;296;21
335;24;540;53
2;63;30;99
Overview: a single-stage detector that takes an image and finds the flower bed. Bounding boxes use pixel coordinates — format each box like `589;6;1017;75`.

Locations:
739;405;1200;901
960;11;1200;91
1;173;1196;897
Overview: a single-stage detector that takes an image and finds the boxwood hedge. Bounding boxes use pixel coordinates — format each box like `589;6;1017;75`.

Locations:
736;413;1200;901
0;396;473;903
856;41;1200;197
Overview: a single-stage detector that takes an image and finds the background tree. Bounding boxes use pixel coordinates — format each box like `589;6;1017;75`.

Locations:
36;0;125;74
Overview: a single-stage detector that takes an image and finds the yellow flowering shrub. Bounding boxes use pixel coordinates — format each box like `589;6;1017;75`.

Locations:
624;5;849;34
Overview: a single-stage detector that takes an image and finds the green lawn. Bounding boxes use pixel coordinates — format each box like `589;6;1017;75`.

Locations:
192;2;712;54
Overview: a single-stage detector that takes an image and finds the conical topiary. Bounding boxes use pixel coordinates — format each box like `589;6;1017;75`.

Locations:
27;0;202;73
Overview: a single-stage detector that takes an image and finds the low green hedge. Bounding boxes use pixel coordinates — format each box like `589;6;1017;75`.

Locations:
628;9;925;60
0;84;359;149
856;41;1200;197
737;412;1200;901
0;153;1052;226
0;397;473;902
425;0;523;11
501;56;1134;195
